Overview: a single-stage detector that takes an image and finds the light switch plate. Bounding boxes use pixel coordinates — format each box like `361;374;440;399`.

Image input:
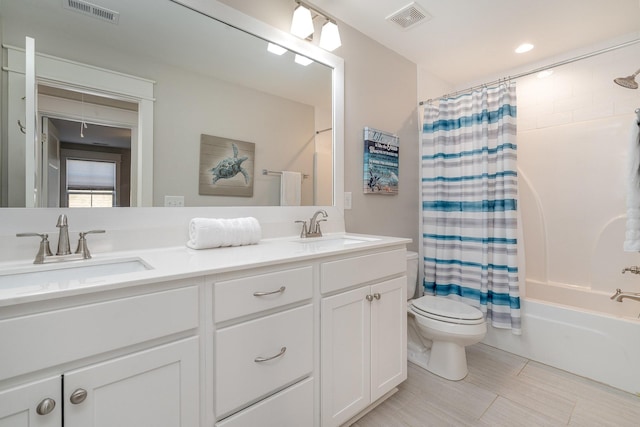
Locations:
344;192;352;210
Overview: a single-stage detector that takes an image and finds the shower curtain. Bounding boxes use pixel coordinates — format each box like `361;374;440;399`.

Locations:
421;83;521;334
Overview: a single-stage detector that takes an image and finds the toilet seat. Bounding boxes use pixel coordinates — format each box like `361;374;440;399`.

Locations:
410;295;484;325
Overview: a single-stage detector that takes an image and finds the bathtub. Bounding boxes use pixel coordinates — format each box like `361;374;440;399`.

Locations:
482;279;640;396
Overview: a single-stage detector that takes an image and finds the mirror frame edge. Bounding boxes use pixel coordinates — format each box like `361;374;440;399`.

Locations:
171;0;345;215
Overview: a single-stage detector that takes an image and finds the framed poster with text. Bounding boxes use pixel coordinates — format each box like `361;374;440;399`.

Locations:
363;127;399;195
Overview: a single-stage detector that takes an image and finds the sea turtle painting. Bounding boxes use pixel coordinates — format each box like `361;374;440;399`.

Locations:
210;143;250;184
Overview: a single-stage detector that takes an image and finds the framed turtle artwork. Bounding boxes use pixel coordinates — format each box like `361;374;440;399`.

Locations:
199;134;255;197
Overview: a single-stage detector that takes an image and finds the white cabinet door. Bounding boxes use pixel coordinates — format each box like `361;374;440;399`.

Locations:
321;286;371;427
0;376;61;427
64;337;199;427
370;277;407;402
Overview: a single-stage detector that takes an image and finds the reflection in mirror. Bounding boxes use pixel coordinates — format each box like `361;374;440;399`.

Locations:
0;0;336;208
41;86;137;208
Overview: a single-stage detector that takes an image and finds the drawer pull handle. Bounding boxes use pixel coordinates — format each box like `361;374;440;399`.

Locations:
69;388;87;405
254;346;287;363
36;398;56;415
373;293;381;300
366;294;373;302
253;286;286;297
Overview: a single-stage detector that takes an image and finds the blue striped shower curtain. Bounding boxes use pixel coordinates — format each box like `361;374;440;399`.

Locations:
421;83;521;334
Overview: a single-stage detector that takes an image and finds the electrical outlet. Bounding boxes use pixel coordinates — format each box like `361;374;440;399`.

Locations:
164;195;184;207
344;192;352;210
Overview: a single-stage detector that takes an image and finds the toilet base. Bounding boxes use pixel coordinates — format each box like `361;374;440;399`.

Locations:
407;314;473;381
408;341;469;381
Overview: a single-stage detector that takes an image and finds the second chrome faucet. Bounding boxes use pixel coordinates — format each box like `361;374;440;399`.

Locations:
17;214;105;264
296;209;328;238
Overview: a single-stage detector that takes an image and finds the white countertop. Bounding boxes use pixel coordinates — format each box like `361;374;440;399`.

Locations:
0;233;410;307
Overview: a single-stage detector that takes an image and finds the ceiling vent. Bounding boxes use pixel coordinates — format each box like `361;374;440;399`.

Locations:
63;0;119;24
386;2;431;30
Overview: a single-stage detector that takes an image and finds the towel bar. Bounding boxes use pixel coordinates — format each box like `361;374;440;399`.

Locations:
262;169;309;179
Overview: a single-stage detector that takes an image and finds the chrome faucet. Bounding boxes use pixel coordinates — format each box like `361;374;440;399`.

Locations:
17;215;105;264
295;209;328;238
307;209;328;237
610;288;640;303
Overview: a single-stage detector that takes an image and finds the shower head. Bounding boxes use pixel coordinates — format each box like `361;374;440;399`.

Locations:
614;68;640;89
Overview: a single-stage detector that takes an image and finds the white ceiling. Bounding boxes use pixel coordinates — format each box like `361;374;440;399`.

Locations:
312;0;640;86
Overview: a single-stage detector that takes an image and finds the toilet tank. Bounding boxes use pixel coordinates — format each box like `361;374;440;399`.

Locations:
406;251;419;299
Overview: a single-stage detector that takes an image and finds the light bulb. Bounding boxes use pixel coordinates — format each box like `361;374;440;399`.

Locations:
319;21;341;51
290;4;314;39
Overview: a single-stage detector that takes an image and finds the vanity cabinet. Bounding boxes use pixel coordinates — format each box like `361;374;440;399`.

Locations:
212;266;314;426
320;250;407;427
0;377;60;427
0;282;200;427
0;236;410;427
0;339;198;427
63;337;198;427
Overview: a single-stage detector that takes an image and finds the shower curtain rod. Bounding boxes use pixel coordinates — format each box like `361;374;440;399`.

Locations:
419;38;640;106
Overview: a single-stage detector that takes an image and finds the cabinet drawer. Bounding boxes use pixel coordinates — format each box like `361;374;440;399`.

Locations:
0;286;198;381
215;304;313;418
321;249;406;294
216;377;313;427
214;266;312;322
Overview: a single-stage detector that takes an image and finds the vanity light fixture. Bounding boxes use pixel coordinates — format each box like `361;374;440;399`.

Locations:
267;42;287;55
290;1;341;51
294;54;313;66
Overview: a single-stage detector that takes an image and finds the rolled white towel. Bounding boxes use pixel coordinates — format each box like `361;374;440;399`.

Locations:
187;217;261;249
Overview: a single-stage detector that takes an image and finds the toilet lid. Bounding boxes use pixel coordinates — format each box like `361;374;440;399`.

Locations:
411;295;484;323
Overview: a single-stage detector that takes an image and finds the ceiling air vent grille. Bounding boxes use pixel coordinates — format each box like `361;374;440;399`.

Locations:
386;2;431;30
63;0;119;24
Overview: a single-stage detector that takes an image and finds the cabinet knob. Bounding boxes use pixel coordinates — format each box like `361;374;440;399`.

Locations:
373;293;381;300
36;398;56;415
366;294;373;302
69;388;88;404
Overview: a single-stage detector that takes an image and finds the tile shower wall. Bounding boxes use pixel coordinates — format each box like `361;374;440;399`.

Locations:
515;38;640;296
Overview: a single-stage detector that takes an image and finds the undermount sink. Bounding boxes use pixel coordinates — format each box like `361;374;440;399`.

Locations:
0;258;152;290
293;235;381;249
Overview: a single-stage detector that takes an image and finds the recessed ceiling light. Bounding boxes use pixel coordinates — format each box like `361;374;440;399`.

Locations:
515;43;534;54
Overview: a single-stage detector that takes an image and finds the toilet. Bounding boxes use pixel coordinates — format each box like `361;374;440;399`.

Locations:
405;251;487;380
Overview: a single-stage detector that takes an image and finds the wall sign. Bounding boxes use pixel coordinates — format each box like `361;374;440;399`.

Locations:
363;127;399;195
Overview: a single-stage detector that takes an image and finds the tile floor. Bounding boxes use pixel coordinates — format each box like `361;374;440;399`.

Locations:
353;343;640;426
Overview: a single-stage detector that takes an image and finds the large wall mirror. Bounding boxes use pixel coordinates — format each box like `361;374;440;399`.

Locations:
0;0;344;209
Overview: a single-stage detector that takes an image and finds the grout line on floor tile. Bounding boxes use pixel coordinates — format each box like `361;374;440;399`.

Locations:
515;358;529;377
477;394;500;422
